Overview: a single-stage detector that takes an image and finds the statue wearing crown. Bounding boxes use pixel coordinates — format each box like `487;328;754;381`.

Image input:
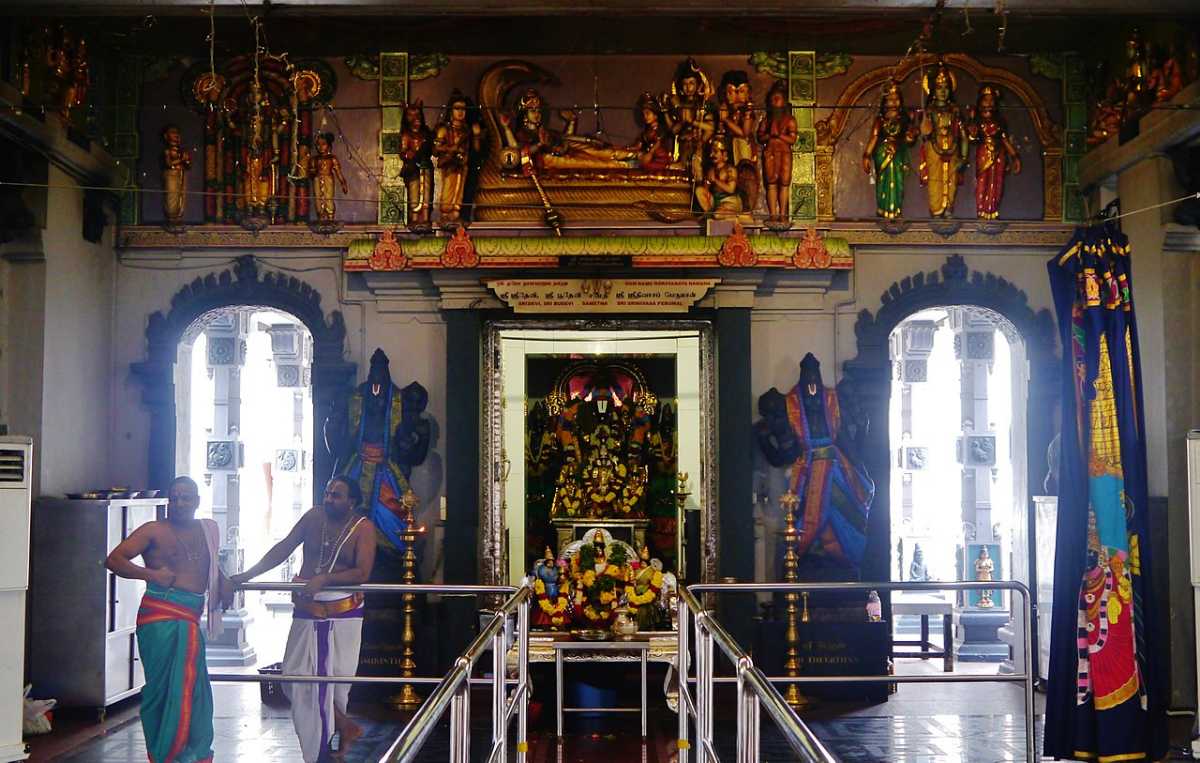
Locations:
498;87;640;174
862;80;917;220
917;61;968;218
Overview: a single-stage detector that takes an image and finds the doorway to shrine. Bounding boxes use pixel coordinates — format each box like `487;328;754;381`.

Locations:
888;307;1030;674
175;306;315;665
484;324;715;590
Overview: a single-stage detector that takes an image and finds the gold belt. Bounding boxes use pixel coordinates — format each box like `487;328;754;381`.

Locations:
293;592;364;619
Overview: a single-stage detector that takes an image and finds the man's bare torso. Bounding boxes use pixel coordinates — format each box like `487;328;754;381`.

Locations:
141;520;210;594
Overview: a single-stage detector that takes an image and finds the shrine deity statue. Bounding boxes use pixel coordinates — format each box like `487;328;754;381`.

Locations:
966;84;1021;220
909;543;930;582
568;530;633;628
974;546;995;608
531;546;570;629
498;88;638;174
716;69;760;211
324;349;431;550
627;545;667;630
629;92;676;171
755;354;875;571
663;57;714;179
399;101;435;231
307;132;348;223
433;90;485;228
918;62;967;218
756;79;798;226
527;364;669;520
862;81;917;220
160;124;191;225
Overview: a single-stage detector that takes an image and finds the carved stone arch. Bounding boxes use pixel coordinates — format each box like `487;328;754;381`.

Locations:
131;255;356;502
840;254;1058;591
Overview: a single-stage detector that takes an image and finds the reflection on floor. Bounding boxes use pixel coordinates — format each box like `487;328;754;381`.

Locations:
34;678;1059;763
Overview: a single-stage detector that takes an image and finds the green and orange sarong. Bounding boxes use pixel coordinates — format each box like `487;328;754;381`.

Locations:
136;584;214;763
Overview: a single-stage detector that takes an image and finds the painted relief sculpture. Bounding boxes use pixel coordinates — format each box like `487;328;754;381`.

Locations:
695;132;745;218
324;348;431;552
1045;230;1165;762
756;354;875;573
160;124;192;227
966;84;1021;220
307;132;348;226
918;61;968;218
498;88;639;173
717;69;760;211
433;90;484;228
757;79;798;227
862;81;917;220
630;92;675;171
663;58;714;179
399;101;435;232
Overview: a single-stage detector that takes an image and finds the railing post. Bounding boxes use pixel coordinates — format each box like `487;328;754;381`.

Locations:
450;679;471;763
699;622;714;752
517;595;530;763
1022;586;1036;762
493;619;508;763
677;596;689;763
736;660;760;763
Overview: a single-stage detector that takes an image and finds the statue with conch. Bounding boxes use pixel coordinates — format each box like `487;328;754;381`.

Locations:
918;61;968;218
433;90;484;228
160;124;191;226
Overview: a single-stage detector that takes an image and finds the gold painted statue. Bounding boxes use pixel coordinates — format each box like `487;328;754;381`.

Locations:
629;92;676;170
433;90;484;228
757;79;798;226
498;88;638;173
917;61;967;218
663;58;714;179
307;132;348;224
160;124;191;225
399;101;435;232
974;546;995;608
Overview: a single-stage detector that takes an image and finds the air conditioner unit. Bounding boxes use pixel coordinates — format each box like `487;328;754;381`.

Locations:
0;436;32;762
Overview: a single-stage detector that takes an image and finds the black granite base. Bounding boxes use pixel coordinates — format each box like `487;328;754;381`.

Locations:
958;608;1011;663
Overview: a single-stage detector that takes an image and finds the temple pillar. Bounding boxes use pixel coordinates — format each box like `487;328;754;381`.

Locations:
204;309;256;666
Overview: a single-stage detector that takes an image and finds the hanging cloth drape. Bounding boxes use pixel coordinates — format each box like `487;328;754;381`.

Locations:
1044;227;1166;762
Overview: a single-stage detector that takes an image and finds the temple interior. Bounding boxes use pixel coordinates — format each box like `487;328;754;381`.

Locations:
2;0;1200;761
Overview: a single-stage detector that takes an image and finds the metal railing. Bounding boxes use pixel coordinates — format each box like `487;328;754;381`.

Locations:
206;582;531;763
676;586;836;763
377;582;532;763
679;580;1036;762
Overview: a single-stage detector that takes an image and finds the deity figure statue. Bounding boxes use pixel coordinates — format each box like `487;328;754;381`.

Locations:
626;545;667;630
862;81;917;220
569;530;632;628
1147;41;1185;105
866;590;882;622
1121;30;1153;119
160;125;191;225
918;62;968;218
756;79;798;226
324;348;431;551
755;354;875;573
399;101;435;232
531;546;570;629
909;543;929;581
716;70;760;211
966;84;1021;220
433;90;484;228
629;92;675;171
663;58;714;179
974;546;995;608
498;88;638;174
307;132;348;224
694;133;744;218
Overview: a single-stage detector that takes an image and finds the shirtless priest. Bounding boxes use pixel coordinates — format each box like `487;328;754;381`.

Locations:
232;475;376;763
106;475;229;763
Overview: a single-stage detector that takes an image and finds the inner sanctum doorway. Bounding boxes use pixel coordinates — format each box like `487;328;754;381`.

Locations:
483;323;716;589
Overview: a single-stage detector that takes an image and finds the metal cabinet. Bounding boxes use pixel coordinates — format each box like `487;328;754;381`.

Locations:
29;498;165;718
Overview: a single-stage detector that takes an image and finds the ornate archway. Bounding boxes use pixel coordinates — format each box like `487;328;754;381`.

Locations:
840;254;1058;594
130;256;356;502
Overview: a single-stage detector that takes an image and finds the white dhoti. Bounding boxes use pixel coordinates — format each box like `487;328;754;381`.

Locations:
282;592;364;763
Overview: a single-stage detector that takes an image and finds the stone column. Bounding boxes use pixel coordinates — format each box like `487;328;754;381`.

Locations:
952;308;1008;662
204;309;256;666
893;319;935;531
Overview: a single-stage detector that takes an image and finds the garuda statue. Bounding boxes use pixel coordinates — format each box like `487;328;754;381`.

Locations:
755;353;875;573
324;348;431;551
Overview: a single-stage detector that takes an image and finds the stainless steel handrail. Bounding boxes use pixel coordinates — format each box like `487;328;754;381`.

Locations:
677;586;835;763
377;582;533;763
681;580;1037;763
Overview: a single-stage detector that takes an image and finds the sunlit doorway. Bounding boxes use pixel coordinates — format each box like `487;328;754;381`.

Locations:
175;307;315;665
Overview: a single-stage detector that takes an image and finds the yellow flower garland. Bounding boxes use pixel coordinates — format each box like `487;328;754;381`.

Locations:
626;569;664;606
533;577;570;627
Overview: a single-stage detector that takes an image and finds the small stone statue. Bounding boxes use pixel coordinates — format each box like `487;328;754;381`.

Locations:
307;132;348;226
909;543;929;582
974;547;995;608
866;590;882;622
161;125;191;226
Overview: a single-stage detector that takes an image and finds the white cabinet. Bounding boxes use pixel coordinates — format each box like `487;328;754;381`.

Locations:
0;437;32;763
29;498;165;719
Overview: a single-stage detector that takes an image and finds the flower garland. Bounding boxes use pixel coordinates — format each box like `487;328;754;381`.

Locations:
571;546;630;626
533;577;571;628
626;567;664;607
